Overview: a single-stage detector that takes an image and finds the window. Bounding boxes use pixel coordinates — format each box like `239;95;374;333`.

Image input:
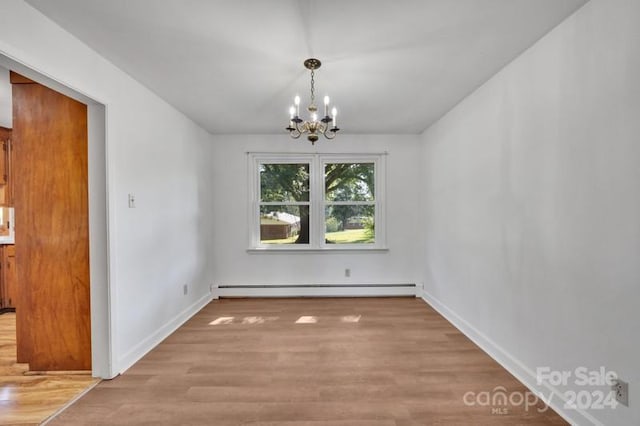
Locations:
323;161;375;244
259;163;310;244
249;154;386;250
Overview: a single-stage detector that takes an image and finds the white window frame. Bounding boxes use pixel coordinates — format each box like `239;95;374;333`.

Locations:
248;153;386;251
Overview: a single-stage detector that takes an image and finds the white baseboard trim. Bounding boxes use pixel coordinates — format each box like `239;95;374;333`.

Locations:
213;283;416;298
420;288;601;426
116;292;213;374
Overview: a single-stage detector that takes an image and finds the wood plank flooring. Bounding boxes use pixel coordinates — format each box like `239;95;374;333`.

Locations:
0;313;98;425
49;298;566;425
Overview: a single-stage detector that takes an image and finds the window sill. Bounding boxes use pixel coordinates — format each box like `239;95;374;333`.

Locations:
247;247;389;254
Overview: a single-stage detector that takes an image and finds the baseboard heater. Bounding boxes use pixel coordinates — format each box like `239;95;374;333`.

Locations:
214;283;416;298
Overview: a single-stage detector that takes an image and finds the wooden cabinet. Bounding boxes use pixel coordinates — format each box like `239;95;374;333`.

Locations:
0;127;14;312
0;245;16;310
0;127;13;243
0;127;12;205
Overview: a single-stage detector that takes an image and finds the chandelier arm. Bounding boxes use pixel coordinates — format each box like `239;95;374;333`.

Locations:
287;121;304;139
323;128;337;140
293;121;309;139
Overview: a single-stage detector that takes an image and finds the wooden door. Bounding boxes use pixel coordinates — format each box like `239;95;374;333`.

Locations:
11;72;91;371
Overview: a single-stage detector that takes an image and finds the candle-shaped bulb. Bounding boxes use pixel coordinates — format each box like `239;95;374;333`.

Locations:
331;107;338;127
311;112;318;122
323;95;330;116
294;95;300;116
289;106;295;119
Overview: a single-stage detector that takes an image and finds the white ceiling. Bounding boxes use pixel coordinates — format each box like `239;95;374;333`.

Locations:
25;0;587;135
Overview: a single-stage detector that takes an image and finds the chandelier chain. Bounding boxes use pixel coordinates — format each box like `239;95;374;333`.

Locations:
310;69;315;104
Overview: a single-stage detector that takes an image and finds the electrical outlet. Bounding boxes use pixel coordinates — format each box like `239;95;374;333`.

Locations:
345;268;351;277
612;379;629;407
183;284;188;295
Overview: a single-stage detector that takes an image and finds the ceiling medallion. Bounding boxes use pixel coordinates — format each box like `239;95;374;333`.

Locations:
286;58;339;144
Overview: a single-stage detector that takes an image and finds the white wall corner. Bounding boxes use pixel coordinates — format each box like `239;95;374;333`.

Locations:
420;290;602;426
210;283;220;300
116;292;213;374
415;281;425;299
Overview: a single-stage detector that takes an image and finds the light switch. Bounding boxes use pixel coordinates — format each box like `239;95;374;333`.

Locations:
128;193;136;208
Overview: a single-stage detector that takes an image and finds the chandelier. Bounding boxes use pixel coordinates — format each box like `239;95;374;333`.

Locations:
286;58;340;144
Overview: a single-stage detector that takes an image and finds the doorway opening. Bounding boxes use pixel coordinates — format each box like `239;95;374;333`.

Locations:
0;54;111;379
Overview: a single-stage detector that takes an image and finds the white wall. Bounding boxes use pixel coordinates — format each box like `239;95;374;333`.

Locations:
0;66;10;128
211;134;422;291
419;0;639;424
0;0;214;376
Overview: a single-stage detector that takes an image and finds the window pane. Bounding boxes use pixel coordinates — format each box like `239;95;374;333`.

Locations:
325;163;374;202
260;205;309;244
260;163;310;202
325;205;374;244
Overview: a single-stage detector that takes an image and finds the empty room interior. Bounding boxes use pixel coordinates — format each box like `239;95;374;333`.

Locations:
0;0;638;425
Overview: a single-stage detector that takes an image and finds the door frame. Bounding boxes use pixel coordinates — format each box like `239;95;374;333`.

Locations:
0;53;113;378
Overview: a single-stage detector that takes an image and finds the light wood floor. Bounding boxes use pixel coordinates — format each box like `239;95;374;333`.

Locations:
49;298;566;425
0;313;98;425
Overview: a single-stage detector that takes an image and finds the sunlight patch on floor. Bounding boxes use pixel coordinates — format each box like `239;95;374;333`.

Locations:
209;317;234;325
341;315;361;323
210;316;281;325
295;316;317;324
241;316;279;324
209;315;361;325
